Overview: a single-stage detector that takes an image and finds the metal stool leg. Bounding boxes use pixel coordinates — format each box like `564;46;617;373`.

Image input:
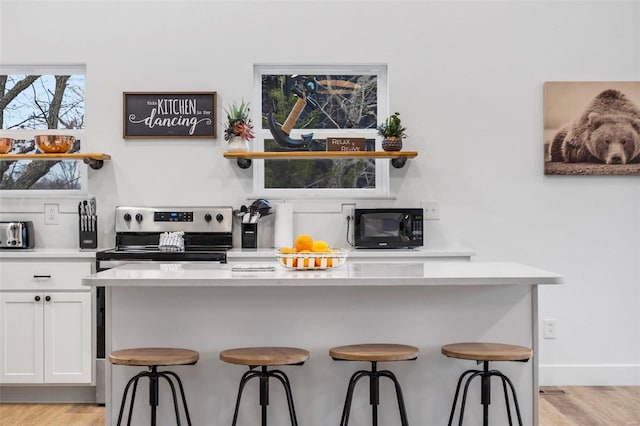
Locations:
231;369;261;426
159;373;182;425
494;372;514;426
495;371;524;426
379;370;410;426
340;370;370;426
126;374;145;426
458;371;483;426
447;369;479;426
270;369;299;426
163;370;193;426
116;372;145;426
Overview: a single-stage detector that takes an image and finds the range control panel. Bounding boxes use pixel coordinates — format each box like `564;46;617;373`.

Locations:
154;211;193;222
115;206;233;233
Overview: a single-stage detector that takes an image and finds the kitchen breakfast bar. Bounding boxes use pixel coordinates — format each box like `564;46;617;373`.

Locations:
83;261;562;426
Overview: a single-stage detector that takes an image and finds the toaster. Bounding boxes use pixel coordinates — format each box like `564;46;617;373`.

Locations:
0;221;35;248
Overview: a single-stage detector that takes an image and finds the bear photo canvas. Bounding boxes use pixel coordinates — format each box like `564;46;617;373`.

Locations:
544;81;640;175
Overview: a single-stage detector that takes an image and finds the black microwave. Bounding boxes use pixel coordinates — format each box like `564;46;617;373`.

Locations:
354;208;423;248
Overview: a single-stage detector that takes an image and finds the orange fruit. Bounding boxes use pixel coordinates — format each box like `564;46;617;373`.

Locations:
311;240;329;252
294;234;313;252
279;247;296;253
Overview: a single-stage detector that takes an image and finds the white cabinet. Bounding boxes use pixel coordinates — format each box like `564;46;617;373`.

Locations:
0;260;92;385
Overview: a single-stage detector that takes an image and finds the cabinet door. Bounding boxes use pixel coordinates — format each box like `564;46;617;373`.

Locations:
43;292;92;384
0;292;44;383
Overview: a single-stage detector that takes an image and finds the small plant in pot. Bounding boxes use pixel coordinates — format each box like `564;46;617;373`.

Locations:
224;101;255;152
377;112;407;152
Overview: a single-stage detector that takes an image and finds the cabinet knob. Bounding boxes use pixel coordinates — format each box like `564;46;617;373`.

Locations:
45;295;51;302
34;295;41;302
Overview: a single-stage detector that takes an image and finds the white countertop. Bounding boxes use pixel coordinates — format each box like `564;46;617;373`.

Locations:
0;248;99;259
82;261;562;287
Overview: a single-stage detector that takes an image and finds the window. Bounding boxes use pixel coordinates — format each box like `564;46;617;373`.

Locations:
253;64;389;198
0;65;86;192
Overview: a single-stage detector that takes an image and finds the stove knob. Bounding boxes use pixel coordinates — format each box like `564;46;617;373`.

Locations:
216;213;224;223
123;213;132;222
135;213;143;222
204;213;212;222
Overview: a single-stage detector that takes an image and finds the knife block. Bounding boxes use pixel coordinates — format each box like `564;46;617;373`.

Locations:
79;217;97;249
241;223;258;249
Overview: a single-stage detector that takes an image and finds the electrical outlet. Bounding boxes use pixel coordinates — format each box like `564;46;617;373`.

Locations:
543;319;557;339
422;200;440;220
44;203;59;225
342;204;356;221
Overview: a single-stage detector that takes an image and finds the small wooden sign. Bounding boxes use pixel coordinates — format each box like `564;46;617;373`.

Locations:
326;137;366;152
123;92;216;139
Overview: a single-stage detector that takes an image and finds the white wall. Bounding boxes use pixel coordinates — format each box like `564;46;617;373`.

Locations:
1;1;639;386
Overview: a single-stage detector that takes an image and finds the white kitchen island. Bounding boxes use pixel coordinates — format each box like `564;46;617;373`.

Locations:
83;261;562;426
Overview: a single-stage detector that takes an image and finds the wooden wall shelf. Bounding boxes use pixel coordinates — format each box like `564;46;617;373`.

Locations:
0;153;111;170
224;151;418;169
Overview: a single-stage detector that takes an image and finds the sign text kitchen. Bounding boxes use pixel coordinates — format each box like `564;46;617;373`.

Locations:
123;92;216;139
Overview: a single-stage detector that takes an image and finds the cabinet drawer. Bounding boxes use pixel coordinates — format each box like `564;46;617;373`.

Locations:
0;262;91;290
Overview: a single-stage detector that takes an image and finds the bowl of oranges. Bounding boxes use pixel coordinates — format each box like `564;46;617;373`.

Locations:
276;234;348;270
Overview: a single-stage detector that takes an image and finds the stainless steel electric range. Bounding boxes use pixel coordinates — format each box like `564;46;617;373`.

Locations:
94;206;233;403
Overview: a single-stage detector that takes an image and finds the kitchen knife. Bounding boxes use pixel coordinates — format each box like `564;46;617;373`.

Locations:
78;202;84;231
83;200;88;232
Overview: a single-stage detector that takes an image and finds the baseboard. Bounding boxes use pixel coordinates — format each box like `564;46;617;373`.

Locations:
0;386;96;403
540;364;640;386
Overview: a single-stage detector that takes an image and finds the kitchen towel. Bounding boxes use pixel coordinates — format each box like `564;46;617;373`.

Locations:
274;202;293;248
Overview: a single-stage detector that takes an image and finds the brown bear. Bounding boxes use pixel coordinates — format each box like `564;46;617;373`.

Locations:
548;89;640;164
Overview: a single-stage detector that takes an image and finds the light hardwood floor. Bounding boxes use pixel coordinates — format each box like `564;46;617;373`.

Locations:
0;387;638;425
540;386;640;425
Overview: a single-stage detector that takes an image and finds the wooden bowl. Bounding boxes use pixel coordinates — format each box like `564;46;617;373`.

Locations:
35;135;74;153
0;138;13;154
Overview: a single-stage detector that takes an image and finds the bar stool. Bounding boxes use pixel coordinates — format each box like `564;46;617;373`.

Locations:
441;342;532;426
109;347;199;426
219;346;309;426
329;343;419;426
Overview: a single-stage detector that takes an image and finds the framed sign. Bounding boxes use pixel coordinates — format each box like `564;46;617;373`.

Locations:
326;137;367;152
123;92;216;139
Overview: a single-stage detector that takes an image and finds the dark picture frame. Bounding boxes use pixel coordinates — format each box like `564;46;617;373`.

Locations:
123;92;216;139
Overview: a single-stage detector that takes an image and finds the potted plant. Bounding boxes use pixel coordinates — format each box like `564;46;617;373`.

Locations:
224;100;255;152
377;112;407;152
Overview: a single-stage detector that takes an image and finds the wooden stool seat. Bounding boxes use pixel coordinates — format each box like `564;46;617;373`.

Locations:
330;343;419;362
220;346;309;366
441;342;531;362
109;347;200;367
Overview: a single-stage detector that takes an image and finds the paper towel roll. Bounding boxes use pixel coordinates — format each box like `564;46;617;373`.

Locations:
274;203;294;248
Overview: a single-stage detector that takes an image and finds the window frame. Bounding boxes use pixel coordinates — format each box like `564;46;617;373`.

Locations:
0;64;88;197
252;64;390;199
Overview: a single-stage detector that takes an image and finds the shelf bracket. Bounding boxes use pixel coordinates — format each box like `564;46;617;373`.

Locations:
236;157;252;169
83;158;105;170
390;156;408;169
